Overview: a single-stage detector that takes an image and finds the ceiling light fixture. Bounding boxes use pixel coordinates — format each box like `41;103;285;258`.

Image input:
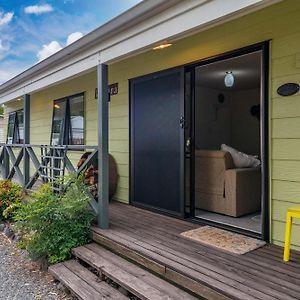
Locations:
17;98;22;101
224;71;234;88
153;43;172;50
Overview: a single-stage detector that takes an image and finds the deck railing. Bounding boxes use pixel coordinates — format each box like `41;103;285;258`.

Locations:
0;143;99;213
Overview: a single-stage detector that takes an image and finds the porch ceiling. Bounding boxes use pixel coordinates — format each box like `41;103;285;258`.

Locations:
0;0;281;104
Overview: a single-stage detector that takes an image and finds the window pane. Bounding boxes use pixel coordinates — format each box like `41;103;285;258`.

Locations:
51;100;66;145
17;111;24;143
69;95;84;145
7;113;15;144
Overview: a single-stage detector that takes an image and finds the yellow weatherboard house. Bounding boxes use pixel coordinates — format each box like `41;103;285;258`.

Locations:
1;1;300;298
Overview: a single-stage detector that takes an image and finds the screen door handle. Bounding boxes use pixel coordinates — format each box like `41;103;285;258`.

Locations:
185;137;191;153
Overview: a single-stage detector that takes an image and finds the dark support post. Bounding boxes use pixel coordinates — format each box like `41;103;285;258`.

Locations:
3;147;9;178
97;63;109;229
23;94;30;188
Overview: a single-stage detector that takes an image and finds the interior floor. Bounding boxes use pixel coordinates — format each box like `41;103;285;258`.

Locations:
195;209;261;233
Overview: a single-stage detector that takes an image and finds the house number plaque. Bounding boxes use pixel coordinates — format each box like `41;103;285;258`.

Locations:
95;83;118;100
109;83;118;95
277;83;299;97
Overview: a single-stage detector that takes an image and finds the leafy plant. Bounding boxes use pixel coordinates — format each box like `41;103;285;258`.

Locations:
13;176;95;264
0;180;23;221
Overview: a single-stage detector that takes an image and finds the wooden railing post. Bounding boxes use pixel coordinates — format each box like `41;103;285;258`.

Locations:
3;146;9;178
23;94;30;188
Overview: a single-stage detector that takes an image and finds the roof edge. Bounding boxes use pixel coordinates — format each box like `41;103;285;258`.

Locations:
0;0;181;93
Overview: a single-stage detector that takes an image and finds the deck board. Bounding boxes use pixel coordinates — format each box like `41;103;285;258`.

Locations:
108;221;300;299
92;202;300;300
108;219;299;299
49;260;127;299
85;243;197;300
73;244;197;300
109;205;300;280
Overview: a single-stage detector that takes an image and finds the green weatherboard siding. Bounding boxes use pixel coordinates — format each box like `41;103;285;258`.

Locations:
4;0;300;249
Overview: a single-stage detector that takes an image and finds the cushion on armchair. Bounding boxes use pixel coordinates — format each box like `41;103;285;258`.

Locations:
221;144;260;168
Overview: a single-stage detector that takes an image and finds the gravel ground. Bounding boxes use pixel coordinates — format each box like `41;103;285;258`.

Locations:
0;232;74;300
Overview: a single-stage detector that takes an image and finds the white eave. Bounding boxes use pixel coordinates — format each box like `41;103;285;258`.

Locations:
0;0;281;104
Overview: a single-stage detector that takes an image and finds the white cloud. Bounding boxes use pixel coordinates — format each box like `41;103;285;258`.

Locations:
66;32;83;46
37;41;62;61
0;40;5;51
0;39;9;59
24;4;53;15
0;11;14;26
36;32;84;62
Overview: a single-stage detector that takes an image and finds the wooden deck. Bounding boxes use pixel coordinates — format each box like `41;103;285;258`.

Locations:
92;202;300;300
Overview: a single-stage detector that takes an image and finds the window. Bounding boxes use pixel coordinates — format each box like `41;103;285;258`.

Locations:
7;110;24;144
51;93;84;145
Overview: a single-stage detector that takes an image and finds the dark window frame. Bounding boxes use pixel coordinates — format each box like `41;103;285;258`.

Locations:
6;109;24;144
50;92;85;146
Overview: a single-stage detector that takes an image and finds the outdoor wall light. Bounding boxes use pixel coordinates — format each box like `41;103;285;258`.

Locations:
153;43;172;50
54;104;60;109
224;71;234;87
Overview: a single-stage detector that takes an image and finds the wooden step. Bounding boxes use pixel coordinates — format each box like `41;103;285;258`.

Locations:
72;243;197;300
49;259;128;300
92;227;231;300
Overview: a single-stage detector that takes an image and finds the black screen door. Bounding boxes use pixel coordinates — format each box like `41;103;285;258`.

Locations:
130;68;184;216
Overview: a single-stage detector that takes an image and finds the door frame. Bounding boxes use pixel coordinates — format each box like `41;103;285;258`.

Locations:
184;41;270;241
128;41;270;242
129;67;186;218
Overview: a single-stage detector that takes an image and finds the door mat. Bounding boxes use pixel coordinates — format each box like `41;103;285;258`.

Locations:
180;226;266;255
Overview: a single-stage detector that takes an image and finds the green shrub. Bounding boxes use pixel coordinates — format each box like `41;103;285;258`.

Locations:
13;177;95;264
0;180;23;221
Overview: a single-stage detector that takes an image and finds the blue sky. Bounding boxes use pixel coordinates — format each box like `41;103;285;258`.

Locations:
0;0;141;84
